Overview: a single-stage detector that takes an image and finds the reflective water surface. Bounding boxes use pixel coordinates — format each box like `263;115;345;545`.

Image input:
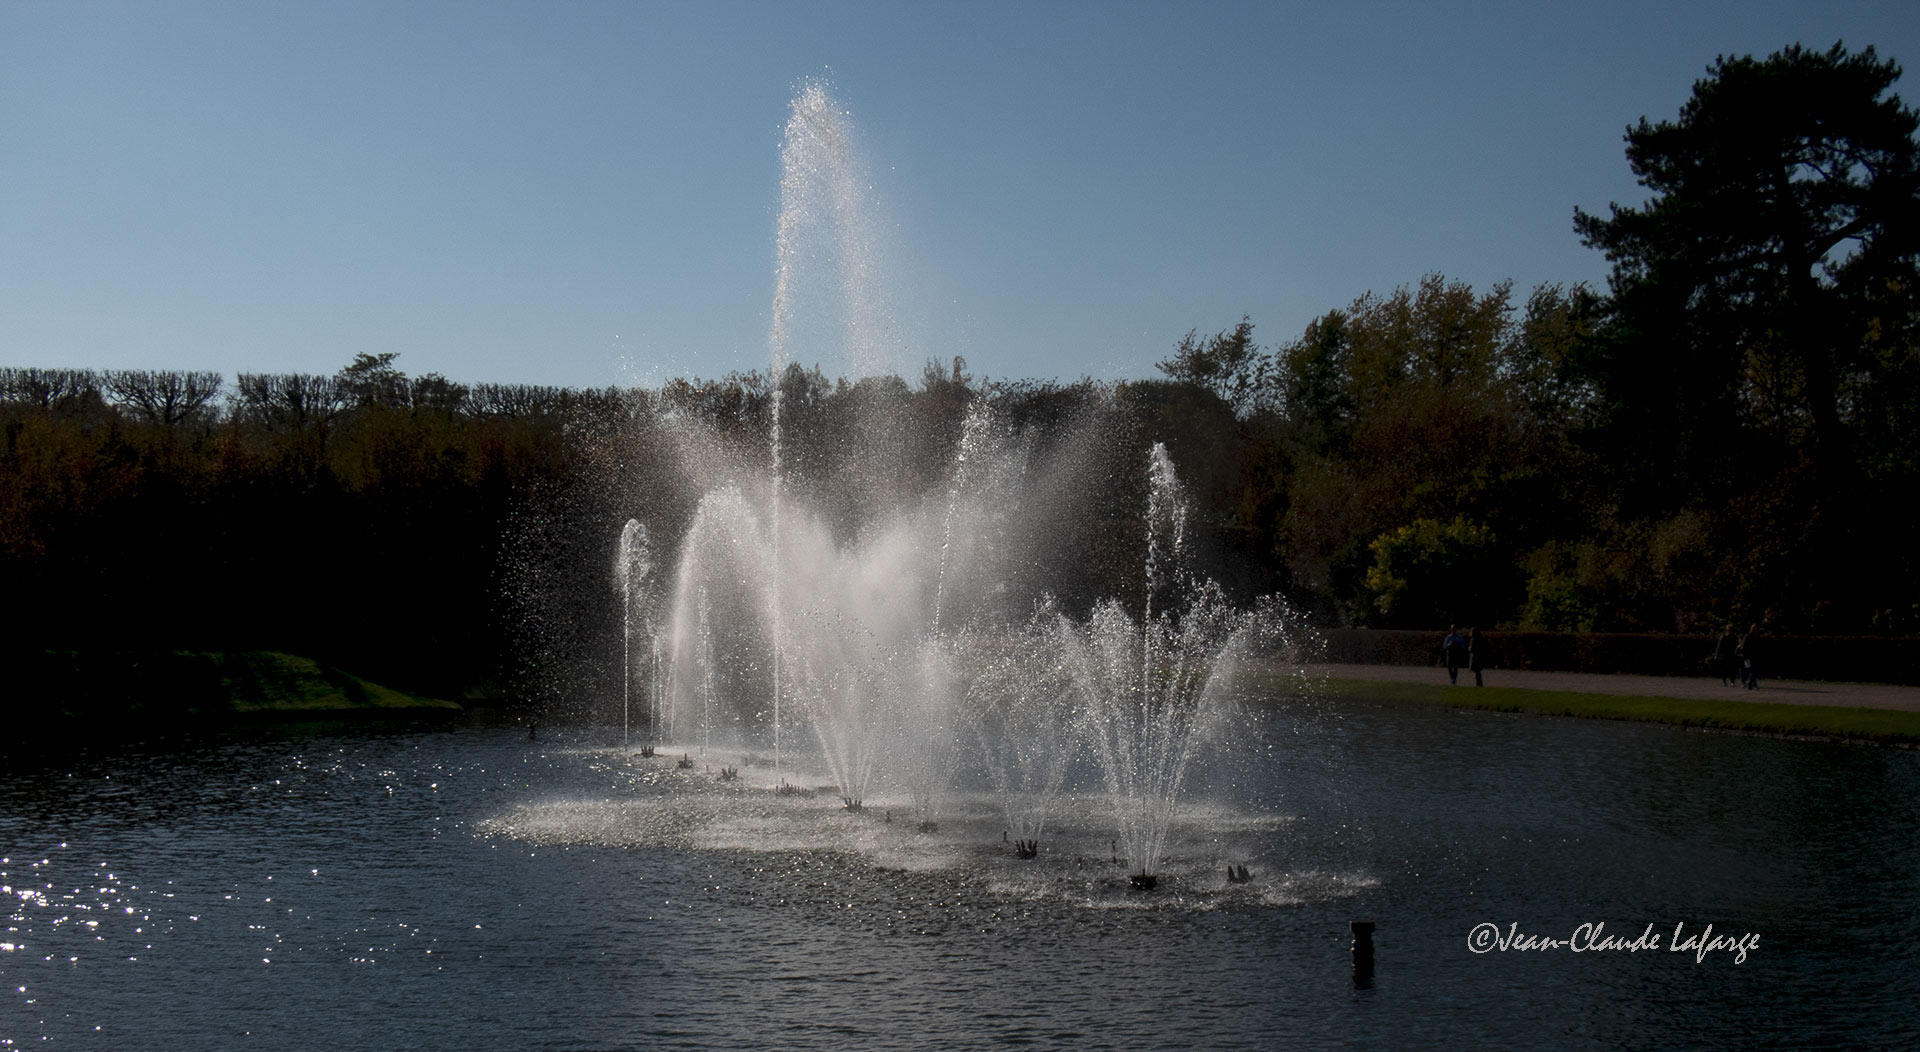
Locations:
4;698;1917;1050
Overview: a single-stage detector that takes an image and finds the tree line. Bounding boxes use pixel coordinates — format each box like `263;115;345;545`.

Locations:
3;42;1915;704
0;354;1218;703
1;356;598;698
1160;42;1920;637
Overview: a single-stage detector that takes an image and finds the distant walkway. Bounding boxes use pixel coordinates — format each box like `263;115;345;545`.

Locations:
1307;663;1920;713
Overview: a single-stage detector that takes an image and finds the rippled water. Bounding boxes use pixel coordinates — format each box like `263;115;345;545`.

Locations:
4;698;1917;1050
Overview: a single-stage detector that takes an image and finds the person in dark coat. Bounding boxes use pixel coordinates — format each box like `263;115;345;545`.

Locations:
1712;625;1739;686
1739;624;1762;689
1468;626;1488;686
1442;626;1467;685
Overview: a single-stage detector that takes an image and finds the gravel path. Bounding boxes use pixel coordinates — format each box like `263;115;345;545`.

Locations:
1307;663;1920;713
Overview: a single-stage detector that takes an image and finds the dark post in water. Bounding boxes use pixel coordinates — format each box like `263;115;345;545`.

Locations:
1351;920;1375;987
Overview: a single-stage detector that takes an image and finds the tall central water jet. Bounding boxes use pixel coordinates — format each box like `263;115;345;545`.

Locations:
766;81;899;776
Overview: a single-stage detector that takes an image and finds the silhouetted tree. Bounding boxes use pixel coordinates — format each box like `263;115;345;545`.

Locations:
103;369;224;426
1574;42;1920;501
1;368;102;410
1157;318;1264;416
337;352;409;408
233;373;347;434
1574;41;1920;628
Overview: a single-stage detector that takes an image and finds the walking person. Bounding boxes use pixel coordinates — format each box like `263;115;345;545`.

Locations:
1739;624;1762;690
1712;624;1739;687
1468;626;1488;687
1442;625;1467;685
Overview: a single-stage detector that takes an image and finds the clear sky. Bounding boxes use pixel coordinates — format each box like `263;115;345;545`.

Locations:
4;1;1917;389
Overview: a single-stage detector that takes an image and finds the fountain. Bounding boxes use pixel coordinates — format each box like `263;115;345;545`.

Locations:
630;82;1301;888
1059;443;1287;885
963;603;1081;857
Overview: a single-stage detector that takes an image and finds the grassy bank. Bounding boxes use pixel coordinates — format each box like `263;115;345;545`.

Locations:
1265;675;1920;747
17;649;461;726
217;651;463;716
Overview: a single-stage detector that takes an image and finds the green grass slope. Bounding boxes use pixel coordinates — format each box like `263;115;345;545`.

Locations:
18;649;460;724
1265;676;1920;746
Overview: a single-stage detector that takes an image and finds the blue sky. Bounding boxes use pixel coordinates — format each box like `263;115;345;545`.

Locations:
4;1;1917;389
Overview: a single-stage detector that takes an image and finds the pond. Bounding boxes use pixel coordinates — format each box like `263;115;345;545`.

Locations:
4;697;1917;1050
